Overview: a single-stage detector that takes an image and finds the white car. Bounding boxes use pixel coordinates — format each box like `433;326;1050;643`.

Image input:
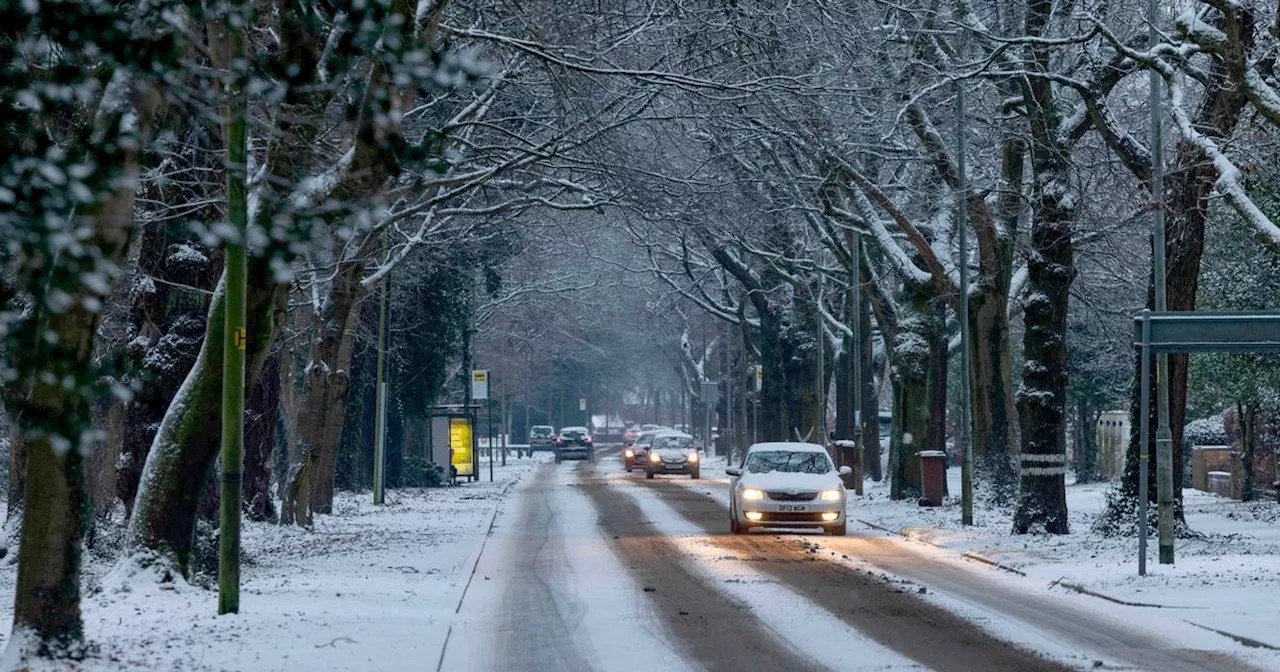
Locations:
726;442;851;535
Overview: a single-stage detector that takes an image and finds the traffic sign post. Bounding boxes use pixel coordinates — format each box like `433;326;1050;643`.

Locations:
1132;311;1280;575
701;381;718;455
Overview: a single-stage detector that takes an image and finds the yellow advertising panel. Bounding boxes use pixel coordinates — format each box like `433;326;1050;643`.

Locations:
450;417;474;476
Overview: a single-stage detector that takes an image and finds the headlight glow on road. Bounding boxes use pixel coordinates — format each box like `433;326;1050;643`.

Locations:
745;511;763;521
742;488;764;501
820;489;841;502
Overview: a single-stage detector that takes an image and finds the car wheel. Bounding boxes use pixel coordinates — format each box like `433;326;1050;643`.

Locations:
645;470;654;480
825;520;847;536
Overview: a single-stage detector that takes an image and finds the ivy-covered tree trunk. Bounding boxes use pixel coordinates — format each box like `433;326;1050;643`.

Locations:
889;293;931;500
124;270;285;577
12;136;144;659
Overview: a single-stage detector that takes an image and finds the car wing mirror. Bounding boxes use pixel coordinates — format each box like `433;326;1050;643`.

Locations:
725;466;741;477
838;466;852;477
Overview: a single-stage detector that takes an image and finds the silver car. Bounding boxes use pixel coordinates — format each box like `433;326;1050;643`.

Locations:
644;431;700;479
727;442;851;535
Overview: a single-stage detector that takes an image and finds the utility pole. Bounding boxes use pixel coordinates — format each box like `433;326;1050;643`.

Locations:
1149;0;1174;565
850;226;864;496
372;240;389;506
956;44;974;526
217;19;248;616
816;283;827;445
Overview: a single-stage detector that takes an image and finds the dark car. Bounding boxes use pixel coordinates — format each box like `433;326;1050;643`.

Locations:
529;425;556;452
624;430;665;472
554;426;595;463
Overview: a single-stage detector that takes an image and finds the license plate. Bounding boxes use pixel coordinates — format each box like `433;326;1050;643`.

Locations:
777;505;807;512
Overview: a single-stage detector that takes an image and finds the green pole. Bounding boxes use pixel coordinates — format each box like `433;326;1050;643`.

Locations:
218;18;248;616
373;249;389;505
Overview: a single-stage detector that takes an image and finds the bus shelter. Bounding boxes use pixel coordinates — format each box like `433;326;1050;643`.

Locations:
430;405;479;484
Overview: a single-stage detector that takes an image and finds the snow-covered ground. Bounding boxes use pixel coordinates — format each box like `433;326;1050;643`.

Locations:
848;466;1280;656
0;453;550;671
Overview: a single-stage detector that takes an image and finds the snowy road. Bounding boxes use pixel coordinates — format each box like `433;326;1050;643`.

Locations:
441;445;1260;671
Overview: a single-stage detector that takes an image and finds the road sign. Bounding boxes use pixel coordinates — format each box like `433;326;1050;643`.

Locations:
701;381;718;405
471;369;489;400
579;397;587;411
754;366;762;392
1132;311;1280;354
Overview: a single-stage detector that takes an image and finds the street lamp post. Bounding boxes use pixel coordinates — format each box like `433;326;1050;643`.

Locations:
1149;0;1175;565
956;46;974;526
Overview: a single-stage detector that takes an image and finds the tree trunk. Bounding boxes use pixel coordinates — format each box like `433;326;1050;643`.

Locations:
860;285;881;481
1;434;26;559
288;255;372;518
889;291;931;500
1013;0;1073;535
1113;6;1253;528
243;352;280;522
11;144;142;659
124;270;285;577
1074;399;1099;484
1239;401;1255;502
1012;196;1074;534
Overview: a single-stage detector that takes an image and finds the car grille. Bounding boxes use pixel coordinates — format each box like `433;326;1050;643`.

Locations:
766;490;818;502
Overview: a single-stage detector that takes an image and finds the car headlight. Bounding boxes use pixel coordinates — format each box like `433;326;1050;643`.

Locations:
742;488;764;501
625;449;634;458
688;452;699;463
820;489;842;502
649;452;661;463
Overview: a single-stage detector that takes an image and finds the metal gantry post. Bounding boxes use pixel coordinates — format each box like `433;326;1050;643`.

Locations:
1149;0;1174;565
1139;310;1152;576
957;50;974;526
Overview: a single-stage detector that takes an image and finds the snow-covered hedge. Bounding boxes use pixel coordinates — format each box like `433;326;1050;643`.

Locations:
1184;415;1229;446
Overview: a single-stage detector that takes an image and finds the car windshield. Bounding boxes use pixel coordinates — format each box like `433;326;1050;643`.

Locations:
744;450;832;475
531;426;552;435
561;430;586;439
653;436;693;451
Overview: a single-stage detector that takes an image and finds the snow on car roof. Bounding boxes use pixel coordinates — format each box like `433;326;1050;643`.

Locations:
651;429;692;439
745;442;827;453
